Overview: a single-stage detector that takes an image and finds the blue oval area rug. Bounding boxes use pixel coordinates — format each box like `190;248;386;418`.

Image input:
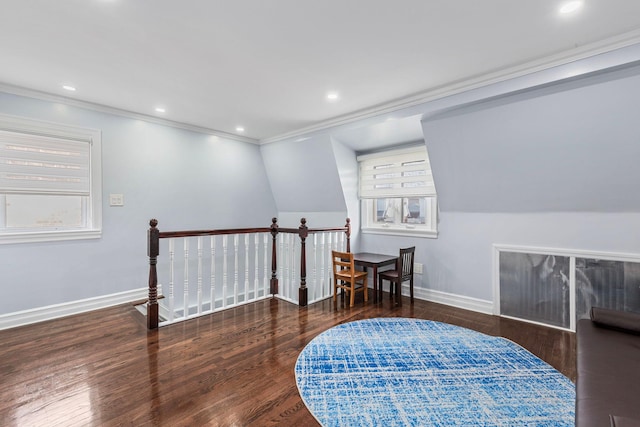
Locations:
295;318;575;426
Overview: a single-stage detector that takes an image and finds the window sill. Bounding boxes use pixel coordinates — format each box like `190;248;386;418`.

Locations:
361;227;438;239
0;229;102;244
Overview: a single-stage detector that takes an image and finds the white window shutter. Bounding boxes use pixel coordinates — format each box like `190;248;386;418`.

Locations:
0;130;91;196
358;147;436;199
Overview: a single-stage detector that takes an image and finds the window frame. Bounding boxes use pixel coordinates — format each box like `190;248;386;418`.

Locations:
358;145;438;238
0;114;102;244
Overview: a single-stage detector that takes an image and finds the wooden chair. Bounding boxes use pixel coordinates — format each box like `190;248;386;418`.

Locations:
378;246;415;306
332;250;368;307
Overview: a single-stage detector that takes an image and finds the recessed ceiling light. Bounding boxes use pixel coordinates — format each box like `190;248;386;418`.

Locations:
62;85;76;91
155;107;166;113
327;92;339;100
236;126;245;133
559;0;583;14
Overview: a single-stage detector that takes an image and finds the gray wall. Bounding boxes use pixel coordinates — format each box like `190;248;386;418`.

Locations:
5;53;640;318
0;92;277;314
260;133;348;228
420;67;640;304
358;63;640;305
425;65;640;213
331;137;361;252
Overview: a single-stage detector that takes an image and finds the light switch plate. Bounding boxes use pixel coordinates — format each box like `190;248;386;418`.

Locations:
109;193;124;206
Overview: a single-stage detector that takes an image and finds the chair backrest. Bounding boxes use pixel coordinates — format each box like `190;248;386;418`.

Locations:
332;250;354;278
398;246;415;279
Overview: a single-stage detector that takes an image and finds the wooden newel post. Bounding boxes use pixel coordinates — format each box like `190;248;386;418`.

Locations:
270;217;279;296
345;217;351;253
298;217;309;307
147;219;160;329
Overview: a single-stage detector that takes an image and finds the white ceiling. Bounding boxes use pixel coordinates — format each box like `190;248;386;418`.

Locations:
1;0;640;145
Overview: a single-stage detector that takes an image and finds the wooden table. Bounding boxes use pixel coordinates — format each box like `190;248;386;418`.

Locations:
353;252;398;303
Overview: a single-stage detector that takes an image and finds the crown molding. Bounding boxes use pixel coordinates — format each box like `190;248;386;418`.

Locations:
0;83;260;145
260;29;640;145
3;29;640;147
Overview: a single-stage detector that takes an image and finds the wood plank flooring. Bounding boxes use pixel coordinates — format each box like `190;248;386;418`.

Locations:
0;293;576;426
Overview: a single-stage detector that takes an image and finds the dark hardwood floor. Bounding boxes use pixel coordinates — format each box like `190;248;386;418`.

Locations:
0;292;576;426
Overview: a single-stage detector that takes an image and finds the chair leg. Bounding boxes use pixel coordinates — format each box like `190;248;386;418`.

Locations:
410;277;414;303
363;279;368;302
333;278;338;303
396;280;402;307
349;283;355;307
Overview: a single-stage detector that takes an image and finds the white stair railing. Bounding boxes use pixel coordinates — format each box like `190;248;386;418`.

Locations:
145;218;350;328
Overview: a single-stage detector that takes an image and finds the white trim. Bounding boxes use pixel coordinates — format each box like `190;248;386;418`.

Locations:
308;294;333;306
492;245;501;315
356;145;426;161
0;113;102;243
360;196;438;238
408;286;494;315
500;314;574;333
4;33;639;148
157;294;274;327
569;257;577;332
492;244;640;331
0;228;101;244
0;112;101;139
493;244;640;264
0;287;149;330
361;228;438;239
274;294;298;306
261;31;640;145
0;83;259;145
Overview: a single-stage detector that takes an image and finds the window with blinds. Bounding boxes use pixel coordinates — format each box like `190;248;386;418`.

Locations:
358;146;437;237
0;114;102;244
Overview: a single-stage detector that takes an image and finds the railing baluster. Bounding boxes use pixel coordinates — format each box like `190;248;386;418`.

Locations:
278;233;289;298
223;235;228;308
312;233;317;302
234;234;239;305
254;234;259;301
326;231;331;299
263;233;269;296
290;232;296;301
282;233;288;300
169;238;175;323
320;232;326;300
146;218;350;328
326;233;333;300
210;236;216;312
244;234;250;303
197;236;203;315
183;238;189;319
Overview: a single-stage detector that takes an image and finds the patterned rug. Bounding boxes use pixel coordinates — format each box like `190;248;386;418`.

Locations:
295;318;575;427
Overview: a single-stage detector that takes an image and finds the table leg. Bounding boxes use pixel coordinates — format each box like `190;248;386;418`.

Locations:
392;259;399;304
372;266;378;303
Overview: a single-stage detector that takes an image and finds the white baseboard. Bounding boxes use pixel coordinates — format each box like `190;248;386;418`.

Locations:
403;285;494;315
0;287;149;330
0;286;493;330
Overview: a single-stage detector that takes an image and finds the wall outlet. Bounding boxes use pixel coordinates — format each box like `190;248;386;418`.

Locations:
414;262;423;274
109;193;124;206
